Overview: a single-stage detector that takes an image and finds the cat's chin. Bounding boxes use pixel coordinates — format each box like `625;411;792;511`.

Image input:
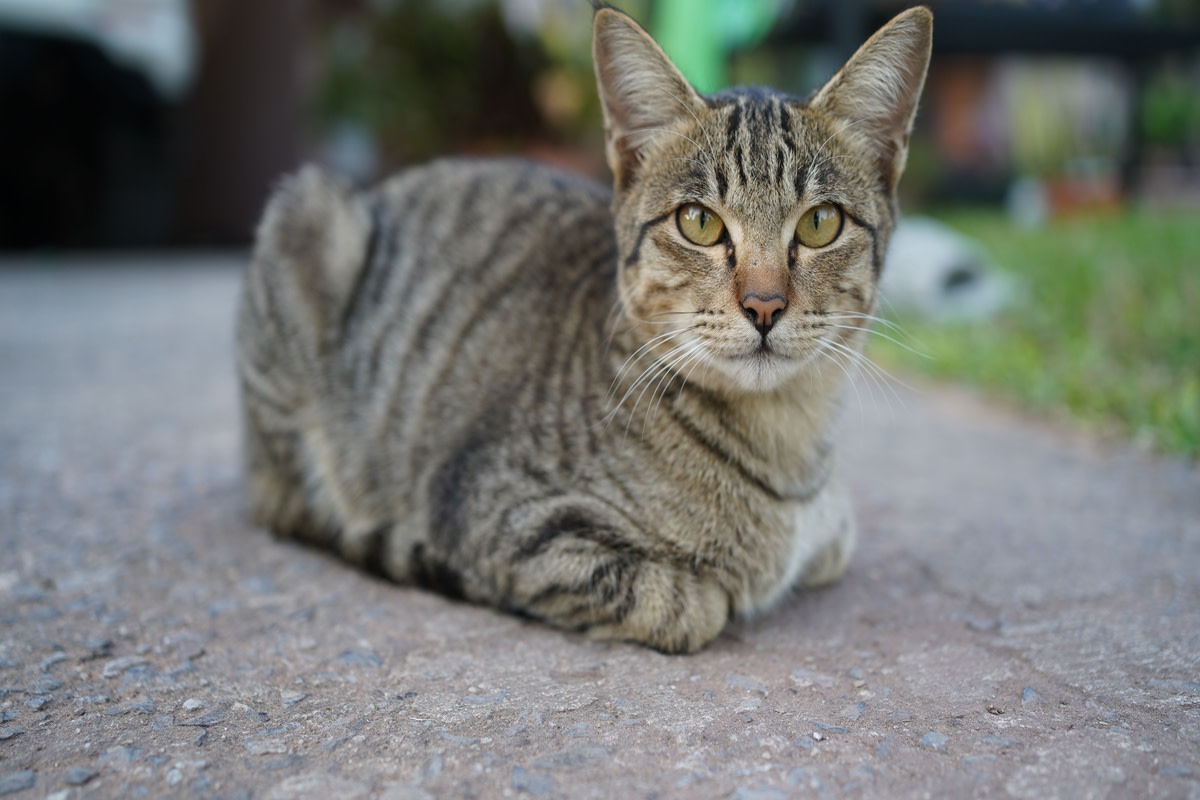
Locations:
689;347;823;396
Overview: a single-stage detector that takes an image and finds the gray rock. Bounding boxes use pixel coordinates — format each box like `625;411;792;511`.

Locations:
64;767;98;786
511;766;555;795
0;770;35;795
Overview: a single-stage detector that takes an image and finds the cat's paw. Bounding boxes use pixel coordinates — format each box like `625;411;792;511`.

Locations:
800;531;854;588
585;563;730;654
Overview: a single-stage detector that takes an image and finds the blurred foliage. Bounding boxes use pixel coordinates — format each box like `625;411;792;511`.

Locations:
1141;62;1200;150
314;0;560;165
872;209;1200;458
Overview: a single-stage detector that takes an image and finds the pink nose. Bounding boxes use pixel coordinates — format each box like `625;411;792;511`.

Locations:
741;293;786;333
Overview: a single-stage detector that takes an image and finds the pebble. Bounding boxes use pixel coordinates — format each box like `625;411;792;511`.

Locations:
64;767;99;786
336;650;382;668
280;690;307;707
30;676;63;693
1021;687;1043;707
0;770;36;795
244;737;290;755
102;656;149;679
920;731;949;753
511;766;555;795
178;709;227;727
0;727;24;741
182;698;204;711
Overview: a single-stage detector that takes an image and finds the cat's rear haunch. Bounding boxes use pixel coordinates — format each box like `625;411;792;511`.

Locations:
237;6;932;653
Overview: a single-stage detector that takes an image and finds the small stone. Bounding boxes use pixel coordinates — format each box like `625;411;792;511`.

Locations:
1021;687;1043;707
920;731;949;753
182;698;204;712
64;767;98;786
167;768;183;786
280;691;307;708
30;676;63;693
178;709;226;727
102;656;149;679
512;766;554;795
244;737;289;756
812;731;825;742
336;650;381;668
0;727;25;741
0;769;36;795
39;653;67;672
25;696;49;711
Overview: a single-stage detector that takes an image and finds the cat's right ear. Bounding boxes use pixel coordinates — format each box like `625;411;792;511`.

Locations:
592;7;704;188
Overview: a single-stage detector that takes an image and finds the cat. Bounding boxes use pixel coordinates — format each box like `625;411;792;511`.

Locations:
236;5;932;653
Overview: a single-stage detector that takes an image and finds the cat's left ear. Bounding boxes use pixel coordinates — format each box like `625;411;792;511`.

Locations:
810;7;933;193
592;7;705;188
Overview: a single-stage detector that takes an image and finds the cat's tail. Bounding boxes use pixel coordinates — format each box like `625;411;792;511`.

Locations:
251;164;371;340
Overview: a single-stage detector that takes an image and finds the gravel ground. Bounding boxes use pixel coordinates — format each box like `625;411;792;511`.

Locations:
1;256;1197;799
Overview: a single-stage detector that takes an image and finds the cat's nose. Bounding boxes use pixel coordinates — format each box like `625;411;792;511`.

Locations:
741;293;787;334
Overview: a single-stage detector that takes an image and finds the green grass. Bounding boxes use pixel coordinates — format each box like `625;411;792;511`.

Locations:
868;208;1200;458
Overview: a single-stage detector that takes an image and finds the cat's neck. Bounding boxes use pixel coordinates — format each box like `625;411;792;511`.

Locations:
604;322;845;500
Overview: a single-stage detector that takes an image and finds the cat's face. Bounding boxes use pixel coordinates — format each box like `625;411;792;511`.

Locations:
593;7;932;394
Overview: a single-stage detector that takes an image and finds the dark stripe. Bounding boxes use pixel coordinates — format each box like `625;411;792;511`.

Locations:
624;210;673;268
358;523;391;577
725;102;742;150
336;196;383;341
715;166;728;201
793;162;810;201
735;145;749;188
844;210;882;274
408;543;465;599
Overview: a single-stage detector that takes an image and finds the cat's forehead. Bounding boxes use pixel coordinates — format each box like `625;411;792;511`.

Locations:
666;86;868;213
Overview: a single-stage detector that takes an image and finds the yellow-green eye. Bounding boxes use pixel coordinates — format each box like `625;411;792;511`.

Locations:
795;204;843;248
676;204;725;246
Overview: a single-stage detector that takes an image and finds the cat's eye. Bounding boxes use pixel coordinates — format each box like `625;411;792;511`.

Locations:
676;204;726;247
795;204;843;248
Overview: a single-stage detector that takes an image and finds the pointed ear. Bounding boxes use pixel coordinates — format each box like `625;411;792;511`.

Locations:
592;7;705;187
810;7;933;193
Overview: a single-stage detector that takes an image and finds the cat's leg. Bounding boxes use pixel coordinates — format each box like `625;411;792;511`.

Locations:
797;481;856;588
488;507;731;654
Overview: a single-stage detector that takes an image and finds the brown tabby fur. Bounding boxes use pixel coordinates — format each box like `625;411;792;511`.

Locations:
236;6;932;653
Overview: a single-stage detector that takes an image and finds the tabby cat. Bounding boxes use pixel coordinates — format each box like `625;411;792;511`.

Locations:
237;5;932;653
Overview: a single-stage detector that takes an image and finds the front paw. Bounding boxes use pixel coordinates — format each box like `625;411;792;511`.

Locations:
584;563;730;654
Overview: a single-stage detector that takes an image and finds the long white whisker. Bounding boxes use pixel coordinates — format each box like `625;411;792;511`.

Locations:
823;322;932;360
604;337;697;427
606;327;693;404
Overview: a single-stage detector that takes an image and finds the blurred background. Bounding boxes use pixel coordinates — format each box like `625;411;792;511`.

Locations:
1;0;1197;456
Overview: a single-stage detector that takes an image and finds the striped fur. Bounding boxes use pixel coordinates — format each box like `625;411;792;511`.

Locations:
237;7;931;653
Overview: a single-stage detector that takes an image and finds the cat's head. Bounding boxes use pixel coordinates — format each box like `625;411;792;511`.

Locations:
593;6;932;394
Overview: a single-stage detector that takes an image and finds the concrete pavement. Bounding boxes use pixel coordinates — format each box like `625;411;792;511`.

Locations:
1;256;1197;799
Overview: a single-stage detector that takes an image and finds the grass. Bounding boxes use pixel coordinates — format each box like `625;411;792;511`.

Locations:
867;207;1200;459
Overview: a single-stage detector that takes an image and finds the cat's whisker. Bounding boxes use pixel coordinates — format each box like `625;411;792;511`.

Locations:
641;342;704;438
604;336;698;428
605;327;693;404
822;321;932;360
824;309;923;344
820;336;908;411
812;337;866;417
